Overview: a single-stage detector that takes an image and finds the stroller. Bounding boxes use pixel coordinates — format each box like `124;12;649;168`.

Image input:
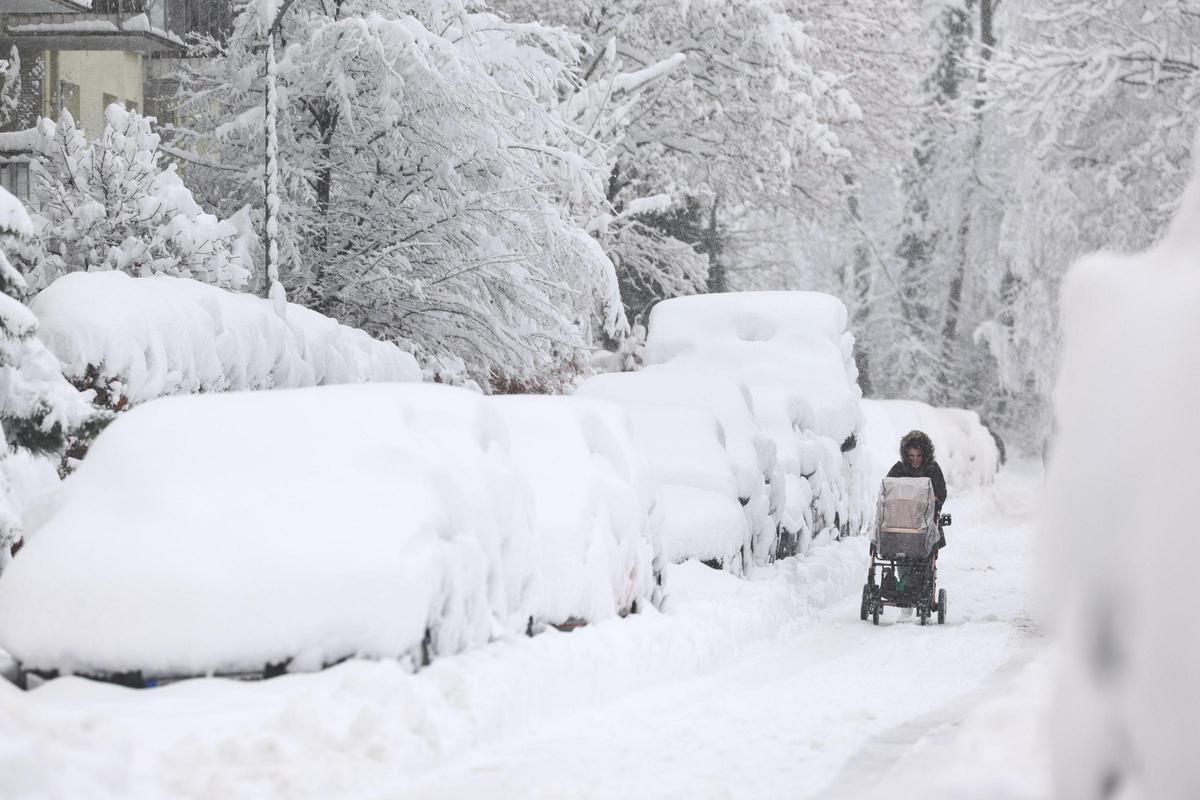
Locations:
860;477;951;625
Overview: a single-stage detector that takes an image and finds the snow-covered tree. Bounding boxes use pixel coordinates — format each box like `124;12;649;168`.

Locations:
178;0;629;392
0;187;102;566
15;106;253;293
495;0;863;309
0;48;21;129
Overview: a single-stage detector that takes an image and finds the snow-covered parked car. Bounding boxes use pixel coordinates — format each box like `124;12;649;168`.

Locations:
0;383;658;686
859;399;1000;492
577;368;776;573
641;291;870;554
487;395;659;623
573;375;751;571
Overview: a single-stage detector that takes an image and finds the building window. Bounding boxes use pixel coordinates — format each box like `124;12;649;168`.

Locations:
58;81;81;123
0;161;31;204
103;93;119;112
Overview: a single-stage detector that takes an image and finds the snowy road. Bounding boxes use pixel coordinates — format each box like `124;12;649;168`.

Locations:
387;464;1050;800
0;464;1050;800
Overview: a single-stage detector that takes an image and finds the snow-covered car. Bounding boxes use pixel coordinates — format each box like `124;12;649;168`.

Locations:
859;399;1000;491
578;368;775;572
0;383;658;686
571;378;750;571
641;291;870;553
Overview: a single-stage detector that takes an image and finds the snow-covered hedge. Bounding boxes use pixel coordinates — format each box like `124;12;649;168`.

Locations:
31;271;420;408
0;383;658;679
1041;134;1200;800
859;399;999;492
579;290;869;571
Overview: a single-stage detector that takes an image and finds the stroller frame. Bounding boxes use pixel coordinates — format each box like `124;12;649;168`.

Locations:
860;513;950;626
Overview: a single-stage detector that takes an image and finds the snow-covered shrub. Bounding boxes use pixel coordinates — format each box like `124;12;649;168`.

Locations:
642;291;870;553
859;399;1000;492
178;0;628;392
578;369;773;573
0;187;102;567
1041;131;1200;800
13;108;251;292
31;271;420;410
0;383;658;679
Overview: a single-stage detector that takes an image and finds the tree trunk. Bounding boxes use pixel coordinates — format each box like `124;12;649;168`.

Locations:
843;174;873;395
704;196;724;293
937;0;994;403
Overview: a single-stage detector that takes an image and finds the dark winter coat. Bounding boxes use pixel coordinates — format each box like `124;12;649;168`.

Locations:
887;429;947;514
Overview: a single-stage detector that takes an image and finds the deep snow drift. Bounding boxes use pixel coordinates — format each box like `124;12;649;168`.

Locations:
1042;133;1200;799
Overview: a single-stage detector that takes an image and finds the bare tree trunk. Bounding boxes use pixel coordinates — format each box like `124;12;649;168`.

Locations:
705;196;724;293
843;174;873;395
937;0;995;403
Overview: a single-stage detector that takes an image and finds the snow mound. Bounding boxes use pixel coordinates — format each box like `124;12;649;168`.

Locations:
0;384;657;678
860;399;999;493
1042;131;1200;800
31;272;421;406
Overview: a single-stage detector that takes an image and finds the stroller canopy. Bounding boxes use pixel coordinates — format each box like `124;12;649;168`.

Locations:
874;477;938;557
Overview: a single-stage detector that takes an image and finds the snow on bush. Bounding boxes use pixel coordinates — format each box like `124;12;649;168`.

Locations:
859;399;999;492
1041;132;1200;800
0;383;658;679
31;271;420;409
11;108;252;292
577;368;773;573
0;186;101;568
642;291;869;554
179;1;629;392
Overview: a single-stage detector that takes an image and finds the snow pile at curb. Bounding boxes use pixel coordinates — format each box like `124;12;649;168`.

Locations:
0;383;657;678
0;537;867;800
31;271;420;407
860;399;1000;492
1043;132;1200;798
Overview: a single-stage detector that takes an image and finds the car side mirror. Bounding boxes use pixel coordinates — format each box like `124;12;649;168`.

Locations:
939;513;952;528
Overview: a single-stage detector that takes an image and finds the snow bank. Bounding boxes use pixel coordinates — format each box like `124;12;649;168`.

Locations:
31;271;420;407
1041;133;1200;799
860;399;1000;492
0;538;868;800
0;384;657;679
637;291;868;561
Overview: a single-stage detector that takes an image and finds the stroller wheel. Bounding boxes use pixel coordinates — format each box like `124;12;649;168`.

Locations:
871;602;881;625
860;586;870;621
937;589;947;624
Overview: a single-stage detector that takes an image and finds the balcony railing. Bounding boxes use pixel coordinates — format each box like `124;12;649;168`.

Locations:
1;11;186;54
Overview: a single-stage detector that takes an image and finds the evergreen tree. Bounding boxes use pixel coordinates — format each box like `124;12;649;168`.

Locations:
0;187;101;565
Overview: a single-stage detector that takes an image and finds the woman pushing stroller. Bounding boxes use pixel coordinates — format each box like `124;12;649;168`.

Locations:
887;430;947;550
861;429;952;625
